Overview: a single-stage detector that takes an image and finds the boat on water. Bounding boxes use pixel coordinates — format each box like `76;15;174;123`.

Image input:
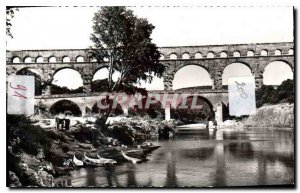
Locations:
96;153;117;165
121;151;142;164
73;155;84;167
83;152;102;166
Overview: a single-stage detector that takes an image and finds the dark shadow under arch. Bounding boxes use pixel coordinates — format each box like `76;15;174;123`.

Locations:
129;97;164;119
49;100;82;116
172;95;215;124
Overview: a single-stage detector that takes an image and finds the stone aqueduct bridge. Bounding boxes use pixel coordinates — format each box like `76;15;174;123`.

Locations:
6;42;294;122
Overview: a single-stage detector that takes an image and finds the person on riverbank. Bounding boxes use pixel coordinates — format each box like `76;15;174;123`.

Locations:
55;113;65;130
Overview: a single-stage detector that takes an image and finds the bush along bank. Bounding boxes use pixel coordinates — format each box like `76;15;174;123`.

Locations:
7;115;178;187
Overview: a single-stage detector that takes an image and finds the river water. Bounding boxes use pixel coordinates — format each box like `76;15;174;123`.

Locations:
56;127;294;187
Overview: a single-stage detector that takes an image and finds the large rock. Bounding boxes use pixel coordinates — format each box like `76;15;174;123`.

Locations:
244;103;294;128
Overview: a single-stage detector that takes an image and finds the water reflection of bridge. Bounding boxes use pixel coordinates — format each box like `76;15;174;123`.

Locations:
55;129;294;187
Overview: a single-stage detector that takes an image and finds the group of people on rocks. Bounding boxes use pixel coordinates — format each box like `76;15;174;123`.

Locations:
55;112;71;131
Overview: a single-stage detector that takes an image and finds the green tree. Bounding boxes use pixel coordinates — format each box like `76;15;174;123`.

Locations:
90;7;165;120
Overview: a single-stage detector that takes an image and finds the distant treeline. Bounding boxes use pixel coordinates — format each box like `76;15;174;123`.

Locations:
256;79;294;108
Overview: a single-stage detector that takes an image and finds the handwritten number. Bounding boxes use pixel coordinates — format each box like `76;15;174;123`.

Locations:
10;82;27;90
10;82;27;99
235;81;247;98
13;91;27;99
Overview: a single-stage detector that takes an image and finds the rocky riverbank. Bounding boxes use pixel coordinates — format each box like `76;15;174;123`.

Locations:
7;115;177;187
244;103;294;128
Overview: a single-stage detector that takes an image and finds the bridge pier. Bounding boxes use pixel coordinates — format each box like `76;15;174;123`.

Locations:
80;106;86;117
215;102;224;126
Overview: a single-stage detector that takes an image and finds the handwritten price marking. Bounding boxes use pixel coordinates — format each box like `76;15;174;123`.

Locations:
9;82;28;99
235;81;247;98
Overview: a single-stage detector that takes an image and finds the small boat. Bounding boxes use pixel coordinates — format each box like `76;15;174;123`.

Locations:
96;153;117;165
83;152;102;166
73;155;84;167
121;151;142;164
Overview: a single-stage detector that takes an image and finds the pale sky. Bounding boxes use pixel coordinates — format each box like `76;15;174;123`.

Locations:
7;6;294;89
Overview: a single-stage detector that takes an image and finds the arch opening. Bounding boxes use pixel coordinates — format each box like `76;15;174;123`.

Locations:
206;52;215;58
195;52;203;59
263;61;293;85
24;56;32;63
76;56;84;62
220;52;228;58
129;97;164;119
233;51;241;57
172;96;215;124
49;100;82;116
173;65;213;90
274;49;282;56
51;68;83;94
36;56;44;63
182;53;190;59
222;63;253;87
12;57;21;63
260;49;268;56
62;56;70;63
49;56;57;63
92;67;121;92
135;72;164;91
247;50;255;57
170;53;177;60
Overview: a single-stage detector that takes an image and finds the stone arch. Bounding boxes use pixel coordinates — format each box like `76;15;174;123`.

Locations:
274;49;282;56
51;67;84;94
206;52;215;58
169;53;177;60
159;54;165;60
12;56;21;63
195;52;203;59
233;51;241;57
220;51;228;58
172;95;215;123
182;53;190;59
53;66;82;77
288;49;294;55
91;67;110;92
173;64;213;90
62;56;70;63
260;49;268;56
49;99;82;116
76;56;84;62
222;62;253;86
129;96;164;119
35;56;44;63
24;56;32;63
48;56;57;63
247;50;255;57
263;61;293;85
